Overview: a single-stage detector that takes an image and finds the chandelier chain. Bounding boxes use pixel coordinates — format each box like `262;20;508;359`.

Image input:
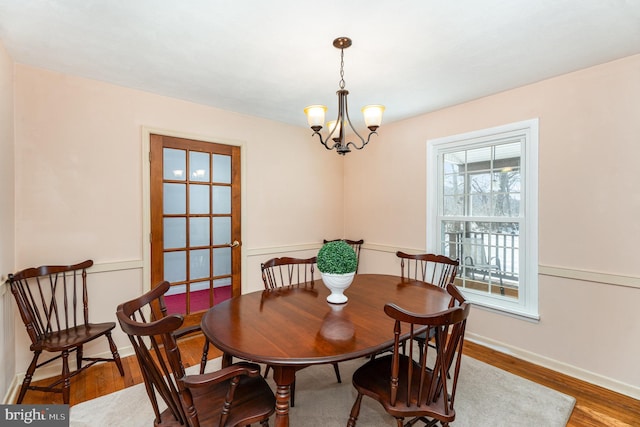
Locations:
339;48;346;90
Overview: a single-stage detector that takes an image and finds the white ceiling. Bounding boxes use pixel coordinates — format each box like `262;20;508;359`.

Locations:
1;0;639;129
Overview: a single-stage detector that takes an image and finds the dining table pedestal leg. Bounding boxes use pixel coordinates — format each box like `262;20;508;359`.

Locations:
272;366;296;427
221;352;233;368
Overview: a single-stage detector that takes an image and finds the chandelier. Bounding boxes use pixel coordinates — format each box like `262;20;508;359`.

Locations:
304;37;385;155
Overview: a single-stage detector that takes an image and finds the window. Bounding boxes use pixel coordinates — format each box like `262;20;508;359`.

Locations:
427;119;539;319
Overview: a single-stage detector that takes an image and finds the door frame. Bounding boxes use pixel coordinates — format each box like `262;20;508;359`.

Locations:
141;126;248;295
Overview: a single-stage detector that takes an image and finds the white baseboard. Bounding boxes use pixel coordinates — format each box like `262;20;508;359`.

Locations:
2;374;20;406
467;332;640;400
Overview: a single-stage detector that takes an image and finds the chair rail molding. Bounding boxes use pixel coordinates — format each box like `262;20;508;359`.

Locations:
538;265;640;290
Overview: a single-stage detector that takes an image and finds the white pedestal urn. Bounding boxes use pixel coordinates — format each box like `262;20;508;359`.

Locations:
316;240;358;304
321;272;355;304
317;240;359;304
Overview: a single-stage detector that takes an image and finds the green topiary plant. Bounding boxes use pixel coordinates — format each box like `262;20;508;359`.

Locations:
317;240;357;274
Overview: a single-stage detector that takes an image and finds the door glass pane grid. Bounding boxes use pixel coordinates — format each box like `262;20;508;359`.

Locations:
212;217;231;245
189;151;210;182
190;217;210;247
164;217;186;249
163;148;237;314
155;139;239;317
212;154;231;184
163;148;186;181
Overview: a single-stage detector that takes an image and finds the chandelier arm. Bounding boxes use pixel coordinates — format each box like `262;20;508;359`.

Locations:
344;130;378;151
342;103;369;150
311;130;340;151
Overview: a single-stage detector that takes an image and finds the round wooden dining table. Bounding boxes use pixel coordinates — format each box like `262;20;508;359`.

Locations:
200;273;453;427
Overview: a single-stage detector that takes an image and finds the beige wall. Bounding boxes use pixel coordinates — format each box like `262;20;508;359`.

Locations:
11;64;344;377
0;40;16;404
345;54;640;397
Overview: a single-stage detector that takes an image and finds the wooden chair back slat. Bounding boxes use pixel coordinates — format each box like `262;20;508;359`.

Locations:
260;256;317;289
9;260;94;344
383;285;469;418
396;251;459;287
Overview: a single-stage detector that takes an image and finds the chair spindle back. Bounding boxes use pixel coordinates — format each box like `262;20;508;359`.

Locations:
261;256;316;289
396;251;459;288
385;284;469;421
9;259;94;343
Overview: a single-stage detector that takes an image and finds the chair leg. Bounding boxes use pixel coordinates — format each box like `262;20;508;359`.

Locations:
17;351;41;403
332;362;341;383
61;350;71;404
76;344;83;371
264;365;271;378
291;380;296;407
200;340;209;374
346;393;363;427
106;332;125;376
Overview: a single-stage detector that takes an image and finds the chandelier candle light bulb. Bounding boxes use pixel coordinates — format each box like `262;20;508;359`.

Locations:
304;37;384;155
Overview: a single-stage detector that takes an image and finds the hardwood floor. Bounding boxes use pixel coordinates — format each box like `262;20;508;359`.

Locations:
17;335;640;426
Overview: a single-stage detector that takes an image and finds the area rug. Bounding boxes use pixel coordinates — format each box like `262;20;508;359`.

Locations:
70;355;575;426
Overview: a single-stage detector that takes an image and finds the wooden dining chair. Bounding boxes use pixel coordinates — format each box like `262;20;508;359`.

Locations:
324;239;364;273
396;251;460;361
347;283;470;427
7;259;124;404
116;281;275;427
260;256;341;406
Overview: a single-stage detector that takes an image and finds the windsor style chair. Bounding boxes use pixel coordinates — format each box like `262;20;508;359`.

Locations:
347;283;470;427
396;251;460;360
8;259;124;404
116;281;275;427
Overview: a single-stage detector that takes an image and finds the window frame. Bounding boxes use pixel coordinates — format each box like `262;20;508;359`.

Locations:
426;119;539;320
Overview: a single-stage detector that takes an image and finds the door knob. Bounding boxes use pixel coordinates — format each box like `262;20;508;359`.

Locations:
228;240;240;248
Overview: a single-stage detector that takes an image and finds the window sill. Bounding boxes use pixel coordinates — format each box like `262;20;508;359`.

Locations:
468;299;540;323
